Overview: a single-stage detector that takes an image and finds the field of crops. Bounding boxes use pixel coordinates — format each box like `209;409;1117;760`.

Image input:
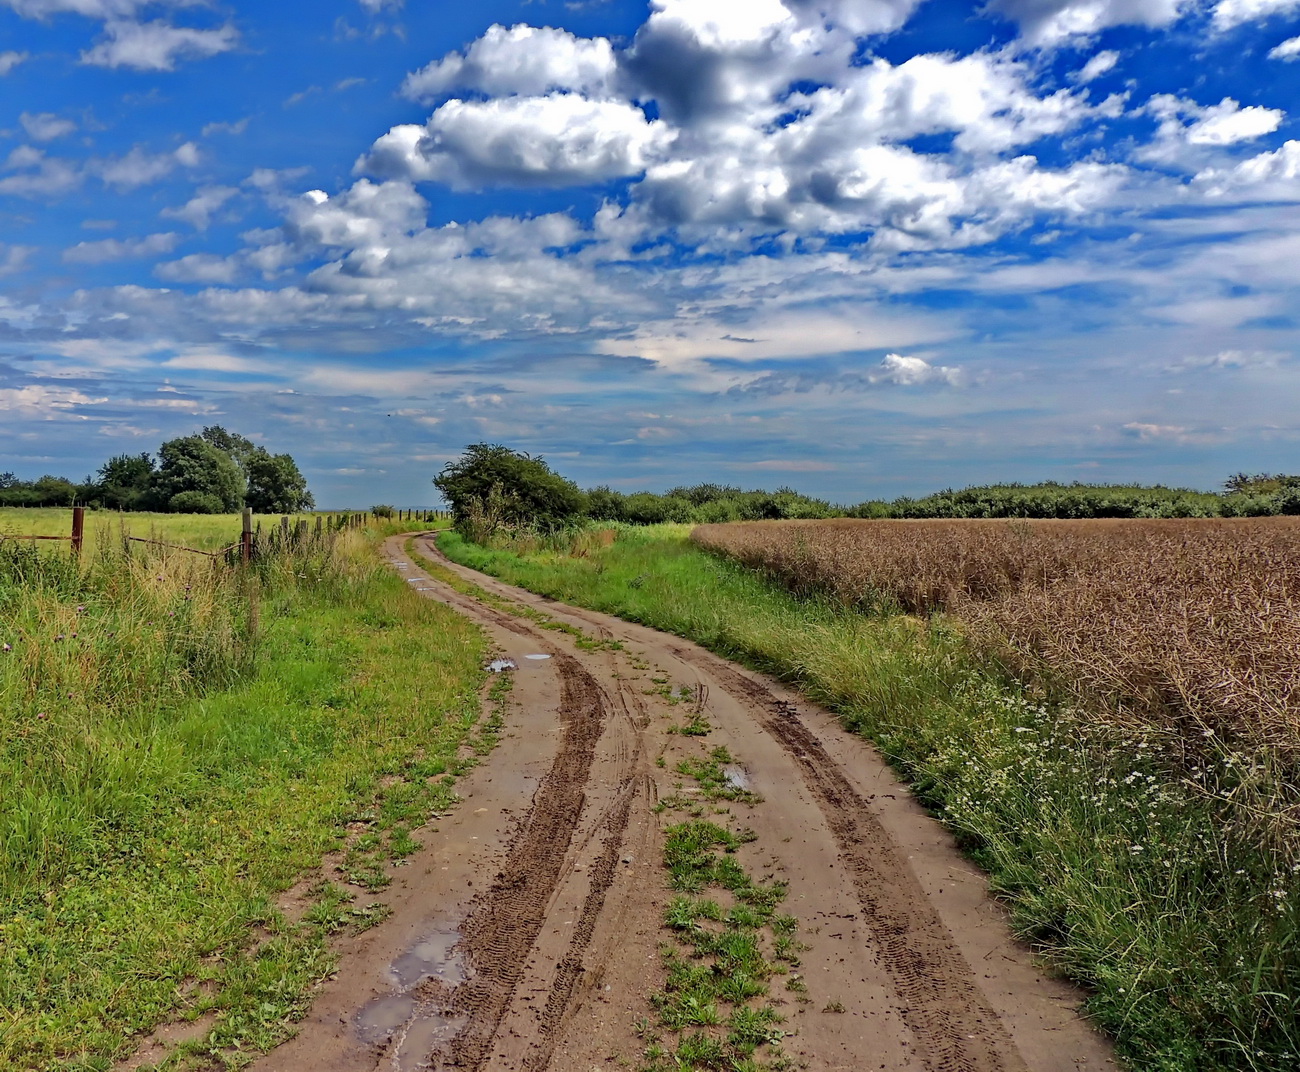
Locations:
693;518;1300;760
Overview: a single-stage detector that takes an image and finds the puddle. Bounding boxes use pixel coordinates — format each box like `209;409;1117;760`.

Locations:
354;993;418;1045
391;928;467;988
722;765;752;792
487;658;517;673
523;653;551;661
395;1011;468;1071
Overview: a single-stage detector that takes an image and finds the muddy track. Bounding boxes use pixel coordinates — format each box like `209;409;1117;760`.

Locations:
671;651;1025;1072
235;535;1115;1072
443;653;616;1070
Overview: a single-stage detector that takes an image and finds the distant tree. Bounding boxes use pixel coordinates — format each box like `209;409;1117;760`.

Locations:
152;436;245;512
0;472;17;490
31;475;78;507
435;443;586;534
585;486;628;521
98;453;157;510
200;426;256;468
1225;472;1300;494
244;448;314;513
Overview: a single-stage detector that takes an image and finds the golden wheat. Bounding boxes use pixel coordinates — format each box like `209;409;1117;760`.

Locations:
693;518;1300;753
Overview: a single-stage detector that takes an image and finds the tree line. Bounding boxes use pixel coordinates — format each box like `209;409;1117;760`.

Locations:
0;427;313;514
434;444;1300;536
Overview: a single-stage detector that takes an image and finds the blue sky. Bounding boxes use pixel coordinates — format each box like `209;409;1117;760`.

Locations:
1;0;1298;507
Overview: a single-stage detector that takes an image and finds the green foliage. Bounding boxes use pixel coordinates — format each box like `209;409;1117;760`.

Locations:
167;489;224;514
434;442;586;534
371;504;395;518
0;426;314;514
152;435;246;511
245;448;315;513
98;453;157;510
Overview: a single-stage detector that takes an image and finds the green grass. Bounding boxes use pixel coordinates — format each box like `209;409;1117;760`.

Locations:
437;524;1300;1072
1;525;487;1070
0;508;446;559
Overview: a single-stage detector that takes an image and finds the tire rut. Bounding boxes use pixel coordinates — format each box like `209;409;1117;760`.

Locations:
670;646;1031;1072
438;653;611;1070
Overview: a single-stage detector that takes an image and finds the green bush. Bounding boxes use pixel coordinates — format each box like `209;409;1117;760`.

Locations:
168;490;225;514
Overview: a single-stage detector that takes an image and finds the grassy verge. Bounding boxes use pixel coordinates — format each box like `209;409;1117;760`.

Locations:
1;525;486;1071
436;525;1300;1072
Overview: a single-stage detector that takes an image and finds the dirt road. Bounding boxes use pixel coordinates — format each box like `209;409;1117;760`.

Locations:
250;534;1115;1072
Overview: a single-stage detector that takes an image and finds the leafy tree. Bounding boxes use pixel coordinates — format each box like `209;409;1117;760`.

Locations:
435;443;586;534
151;436;245;512
31;475;78;507
0;472;17;490
98;453;157;510
200;426;256;468
244;448;314;513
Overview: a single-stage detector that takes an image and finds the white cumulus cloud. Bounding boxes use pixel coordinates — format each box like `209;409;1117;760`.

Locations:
1073;49;1119;82
1211;0;1300;30
80;19;238;71
1269;34;1300;57
360;94;672;189
873;353;963;385
19;111;77;141
161;185;239;230
63;231;181;264
402;24;618;102
0;50;28;75
985;0;1190;46
96;142;199;189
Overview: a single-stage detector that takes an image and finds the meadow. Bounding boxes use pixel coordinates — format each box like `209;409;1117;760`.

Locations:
438;522;1300;1072
0;508;484;1071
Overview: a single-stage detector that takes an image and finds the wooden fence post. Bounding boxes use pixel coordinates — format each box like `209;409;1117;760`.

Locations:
314;516;323;538
296;520;308;544
242;508;253;564
70;506;85;557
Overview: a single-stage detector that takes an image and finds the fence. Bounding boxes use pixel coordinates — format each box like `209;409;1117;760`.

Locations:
0;507;454;564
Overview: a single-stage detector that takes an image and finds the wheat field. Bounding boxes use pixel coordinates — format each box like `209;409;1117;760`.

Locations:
693;517;1300;758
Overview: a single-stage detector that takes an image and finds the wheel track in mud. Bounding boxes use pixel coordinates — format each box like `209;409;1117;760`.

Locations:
438;652;628;1071
413;537;1030;1072
666;645;1030;1072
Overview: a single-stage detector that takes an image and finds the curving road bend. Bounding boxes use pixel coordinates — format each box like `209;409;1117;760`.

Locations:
247;534;1116;1072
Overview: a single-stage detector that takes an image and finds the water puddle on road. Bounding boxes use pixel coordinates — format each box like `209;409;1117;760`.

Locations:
394;1011;468;1072
354;993;418;1046
722;765;752;792
353;926;471;1062
391;927;467;989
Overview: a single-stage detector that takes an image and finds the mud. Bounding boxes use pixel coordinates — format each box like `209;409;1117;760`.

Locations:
238;534;1116;1072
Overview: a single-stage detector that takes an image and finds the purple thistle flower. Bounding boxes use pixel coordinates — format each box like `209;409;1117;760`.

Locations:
2;643;11;653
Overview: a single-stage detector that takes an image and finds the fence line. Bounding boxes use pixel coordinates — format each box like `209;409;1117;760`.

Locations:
0;507;453;564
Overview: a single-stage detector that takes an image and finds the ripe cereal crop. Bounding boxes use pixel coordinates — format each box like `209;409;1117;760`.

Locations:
693;518;1300;761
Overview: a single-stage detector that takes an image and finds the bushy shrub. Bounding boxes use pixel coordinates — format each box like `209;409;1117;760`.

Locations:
168;490;225;514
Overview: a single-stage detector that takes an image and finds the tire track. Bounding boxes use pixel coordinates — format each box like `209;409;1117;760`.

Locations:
433;653;609;1070
669;646;1031;1072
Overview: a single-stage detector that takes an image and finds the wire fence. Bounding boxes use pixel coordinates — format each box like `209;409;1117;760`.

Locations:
0;507;451;564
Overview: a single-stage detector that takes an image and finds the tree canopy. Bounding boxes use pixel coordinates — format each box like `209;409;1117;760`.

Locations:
434;443;586;534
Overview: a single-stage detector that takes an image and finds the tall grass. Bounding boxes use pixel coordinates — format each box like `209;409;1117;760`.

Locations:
1;520;484;1070
437;524;1300;1072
